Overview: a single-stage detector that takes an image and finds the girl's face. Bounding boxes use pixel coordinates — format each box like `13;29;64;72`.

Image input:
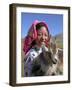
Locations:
36;26;49;47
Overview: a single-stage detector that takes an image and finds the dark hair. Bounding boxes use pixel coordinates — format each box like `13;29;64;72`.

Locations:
36;22;49;35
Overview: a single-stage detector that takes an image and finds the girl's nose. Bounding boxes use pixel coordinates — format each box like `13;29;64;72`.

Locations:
42;35;45;40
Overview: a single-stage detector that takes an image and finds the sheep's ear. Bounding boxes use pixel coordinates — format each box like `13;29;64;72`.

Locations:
57;49;63;63
50;43;57;55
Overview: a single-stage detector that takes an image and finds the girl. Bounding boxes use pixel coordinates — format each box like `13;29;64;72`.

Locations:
23;20;51;77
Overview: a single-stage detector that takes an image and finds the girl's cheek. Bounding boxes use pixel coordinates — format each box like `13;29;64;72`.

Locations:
37;37;41;41
46;37;48;40
37;35;41;40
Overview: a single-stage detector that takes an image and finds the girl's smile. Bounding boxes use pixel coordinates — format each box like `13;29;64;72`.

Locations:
36;26;49;47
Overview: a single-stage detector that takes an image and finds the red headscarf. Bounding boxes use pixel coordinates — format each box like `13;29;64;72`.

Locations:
23;20;50;54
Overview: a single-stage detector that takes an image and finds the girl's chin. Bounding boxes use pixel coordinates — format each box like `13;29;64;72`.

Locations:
36;41;46;47
41;42;45;45
39;42;46;46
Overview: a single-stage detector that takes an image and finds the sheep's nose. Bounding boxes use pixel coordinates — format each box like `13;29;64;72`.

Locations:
52;59;57;64
52;73;55;75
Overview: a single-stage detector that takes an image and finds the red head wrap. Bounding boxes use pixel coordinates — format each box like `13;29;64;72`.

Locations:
23;20;50;54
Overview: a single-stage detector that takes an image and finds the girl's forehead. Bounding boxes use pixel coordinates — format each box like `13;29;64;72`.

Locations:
37;27;48;33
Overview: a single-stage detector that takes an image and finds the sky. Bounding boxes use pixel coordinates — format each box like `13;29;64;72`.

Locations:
21;12;63;38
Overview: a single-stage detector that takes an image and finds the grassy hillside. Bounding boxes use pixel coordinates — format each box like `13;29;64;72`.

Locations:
54;33;63;49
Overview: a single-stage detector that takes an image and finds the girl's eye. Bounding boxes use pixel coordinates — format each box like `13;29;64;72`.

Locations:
45;34;48;37
37;33;42;36
38;33;48;37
